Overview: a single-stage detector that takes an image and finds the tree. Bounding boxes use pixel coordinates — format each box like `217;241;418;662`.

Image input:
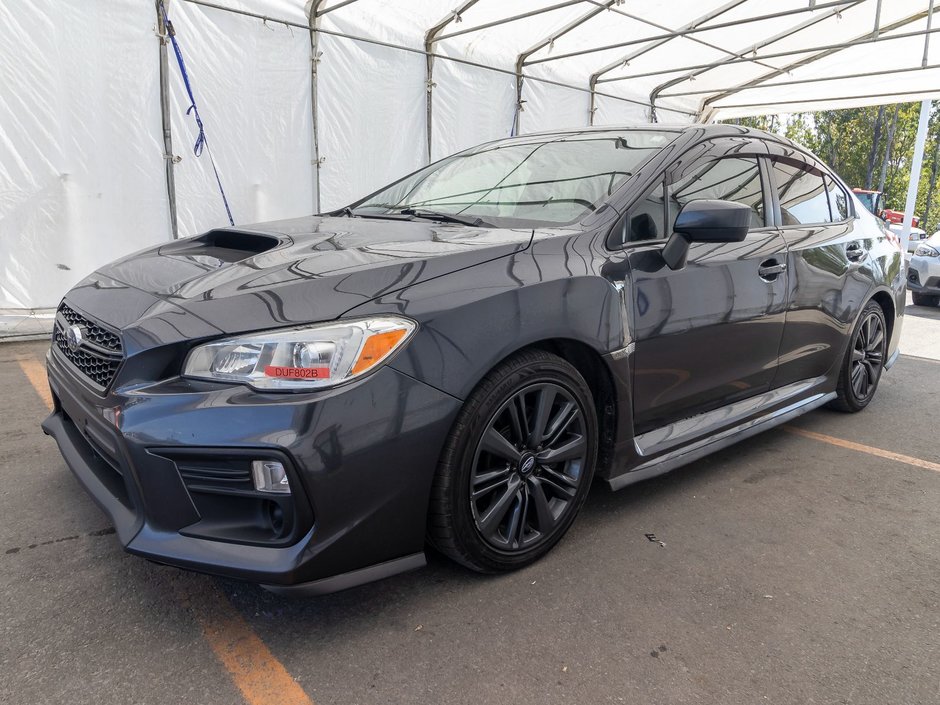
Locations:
865;106;885;190
721;101;938;230
877;104;899;197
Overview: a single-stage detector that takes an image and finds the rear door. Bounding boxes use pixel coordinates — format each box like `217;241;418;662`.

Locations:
622;140;790;434
764;154;873;388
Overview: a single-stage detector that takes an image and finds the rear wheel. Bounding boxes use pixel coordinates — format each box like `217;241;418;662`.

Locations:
828;301;887;413
427;350;597;573
911;292;939;307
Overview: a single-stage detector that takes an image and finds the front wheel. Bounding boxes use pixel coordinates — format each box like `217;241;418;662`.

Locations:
427;349;597;573
828;301;887;413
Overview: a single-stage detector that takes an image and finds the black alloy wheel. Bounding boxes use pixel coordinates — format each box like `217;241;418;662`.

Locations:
830;301;887;412
470;382;587;552
428;349;597;572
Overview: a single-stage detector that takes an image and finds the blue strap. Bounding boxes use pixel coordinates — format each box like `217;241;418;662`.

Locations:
159;1;235;227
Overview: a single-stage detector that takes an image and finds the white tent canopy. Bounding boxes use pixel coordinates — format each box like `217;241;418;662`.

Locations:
1;0;937;335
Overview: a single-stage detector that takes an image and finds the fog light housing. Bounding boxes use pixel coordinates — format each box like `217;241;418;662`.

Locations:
252;460;291;494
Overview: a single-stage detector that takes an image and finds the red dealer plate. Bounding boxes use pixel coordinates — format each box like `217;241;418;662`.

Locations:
264;365;331;379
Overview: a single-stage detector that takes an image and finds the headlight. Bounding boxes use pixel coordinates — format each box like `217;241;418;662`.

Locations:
183;317;416;390
914;244;939;257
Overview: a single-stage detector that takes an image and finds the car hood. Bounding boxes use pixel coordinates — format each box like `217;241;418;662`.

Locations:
71;215;534;335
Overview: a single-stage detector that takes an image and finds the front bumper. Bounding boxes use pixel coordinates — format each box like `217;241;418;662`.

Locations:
42;347;462;592
908;256;940;295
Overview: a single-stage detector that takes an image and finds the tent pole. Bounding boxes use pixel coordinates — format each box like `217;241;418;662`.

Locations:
435;0;582;43
156;0;179;239
308;1;327;213
901;100;932;255
604;22;940;84
663;63;940;98
924;0;935;67
589;76;596;126
425;1;480;163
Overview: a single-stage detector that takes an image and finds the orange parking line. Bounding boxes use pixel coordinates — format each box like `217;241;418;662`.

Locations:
178;579;315;705
17;356;315;705
783;426;940;474
17;357;53;410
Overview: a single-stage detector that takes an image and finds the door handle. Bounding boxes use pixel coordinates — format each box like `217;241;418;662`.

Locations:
845;242;866;261
758;259;787;280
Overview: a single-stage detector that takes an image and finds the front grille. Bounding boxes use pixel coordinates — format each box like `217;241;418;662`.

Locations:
53;303;124;390
58;303;122;352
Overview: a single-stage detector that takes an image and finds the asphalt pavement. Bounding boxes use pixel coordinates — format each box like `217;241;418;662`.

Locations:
1;298;937;705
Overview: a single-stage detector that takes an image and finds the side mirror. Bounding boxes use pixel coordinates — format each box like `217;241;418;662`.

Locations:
662;199;752;270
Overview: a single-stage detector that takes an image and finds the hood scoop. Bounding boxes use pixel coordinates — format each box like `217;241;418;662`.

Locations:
162;229;283;263
100;229;287;295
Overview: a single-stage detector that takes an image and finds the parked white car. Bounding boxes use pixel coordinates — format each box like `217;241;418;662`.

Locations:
908;231;940;306
889;223;929;253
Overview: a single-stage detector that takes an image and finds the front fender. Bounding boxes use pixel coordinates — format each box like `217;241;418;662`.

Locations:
344;235;626;401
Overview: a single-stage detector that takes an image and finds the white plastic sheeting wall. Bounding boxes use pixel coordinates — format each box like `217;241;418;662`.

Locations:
0;0;168;325
2;0;938;336
430;60;517;160
168;2;315;235
316;34;426;210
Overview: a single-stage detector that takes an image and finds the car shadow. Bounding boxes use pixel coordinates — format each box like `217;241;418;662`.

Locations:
904;302;940;321
205;426;787;633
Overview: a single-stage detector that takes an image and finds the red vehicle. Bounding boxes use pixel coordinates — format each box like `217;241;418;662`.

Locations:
852;188;919;227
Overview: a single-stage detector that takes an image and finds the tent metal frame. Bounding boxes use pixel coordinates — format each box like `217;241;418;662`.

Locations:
513;0;617;134
660;62;940;98
161;0;937;226
598;24;940;84
695;8;932;121
525;0;859;66
650;0;863;119
587;0;749;124
156;0;179;239
425;0;480;162
174;0;938;126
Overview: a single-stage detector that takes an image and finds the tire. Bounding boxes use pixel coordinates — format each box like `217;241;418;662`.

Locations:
427;349;598;573
828;301;887;413
911;291;940;307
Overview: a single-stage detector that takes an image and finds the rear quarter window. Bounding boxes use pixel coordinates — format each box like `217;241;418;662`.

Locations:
825;176;850;221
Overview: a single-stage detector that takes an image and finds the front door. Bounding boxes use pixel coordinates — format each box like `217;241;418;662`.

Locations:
624;153;790;434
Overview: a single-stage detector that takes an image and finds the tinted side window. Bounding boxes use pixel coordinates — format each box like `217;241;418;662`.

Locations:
825;175;849;221
773;160;830;225
668;157;765;231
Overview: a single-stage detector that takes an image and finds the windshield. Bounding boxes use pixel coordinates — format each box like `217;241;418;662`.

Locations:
855;191;878;214
349;130;677;227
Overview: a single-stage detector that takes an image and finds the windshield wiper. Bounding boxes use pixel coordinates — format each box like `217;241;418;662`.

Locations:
398;208;487;227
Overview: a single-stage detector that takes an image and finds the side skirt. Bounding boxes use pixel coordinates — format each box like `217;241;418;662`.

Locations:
607;386;836;491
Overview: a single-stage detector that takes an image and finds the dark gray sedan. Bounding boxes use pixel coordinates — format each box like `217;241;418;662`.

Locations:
42;124;905;595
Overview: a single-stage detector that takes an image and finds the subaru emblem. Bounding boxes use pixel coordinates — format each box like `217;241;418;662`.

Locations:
66;325;83;352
